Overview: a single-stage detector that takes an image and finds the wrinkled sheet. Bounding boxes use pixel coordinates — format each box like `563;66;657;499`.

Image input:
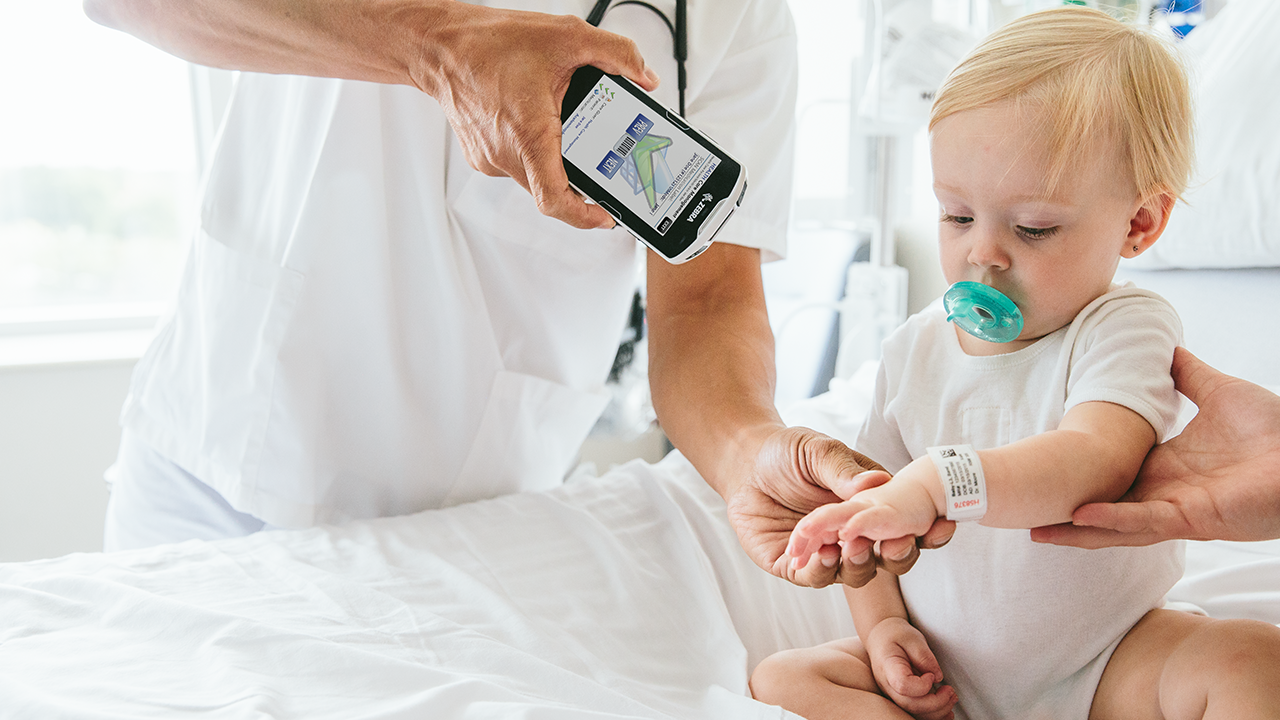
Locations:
0;453;850;720
4;375;1279;719
1173;538;1280;625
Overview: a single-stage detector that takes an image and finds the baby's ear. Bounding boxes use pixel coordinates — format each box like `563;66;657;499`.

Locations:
1122;192;1175;258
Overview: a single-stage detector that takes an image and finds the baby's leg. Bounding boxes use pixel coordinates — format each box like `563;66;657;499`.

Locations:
749;637;912;720
1091;608;1280;720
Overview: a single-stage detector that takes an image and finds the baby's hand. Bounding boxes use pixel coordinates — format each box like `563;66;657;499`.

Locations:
786;464;942;569
866;617;957;720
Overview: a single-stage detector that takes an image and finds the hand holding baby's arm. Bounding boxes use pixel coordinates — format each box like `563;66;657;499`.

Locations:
787;459;945;568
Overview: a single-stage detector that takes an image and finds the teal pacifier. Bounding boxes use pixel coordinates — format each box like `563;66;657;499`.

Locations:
943;281;1024;344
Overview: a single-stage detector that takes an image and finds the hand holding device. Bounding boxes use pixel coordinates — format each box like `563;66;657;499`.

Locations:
423;7;660;231
560;65;748;263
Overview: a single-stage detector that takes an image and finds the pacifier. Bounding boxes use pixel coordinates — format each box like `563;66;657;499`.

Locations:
943;281;1024;344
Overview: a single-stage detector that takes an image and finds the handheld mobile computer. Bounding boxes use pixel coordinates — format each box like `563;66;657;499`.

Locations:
560;65;748;264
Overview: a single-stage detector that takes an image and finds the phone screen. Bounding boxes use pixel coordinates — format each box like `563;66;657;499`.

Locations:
561;75;723;238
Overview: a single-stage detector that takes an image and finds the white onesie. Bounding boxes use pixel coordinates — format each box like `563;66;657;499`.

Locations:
856;284;1185;720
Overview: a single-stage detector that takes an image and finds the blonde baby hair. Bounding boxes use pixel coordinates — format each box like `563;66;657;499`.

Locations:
929;6;1193;203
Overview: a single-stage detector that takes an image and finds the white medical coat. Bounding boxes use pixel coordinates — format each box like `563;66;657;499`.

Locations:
119;0;797;528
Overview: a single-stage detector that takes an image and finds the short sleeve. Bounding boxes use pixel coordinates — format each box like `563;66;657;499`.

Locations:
683;0;797;262
1063;289;1184;442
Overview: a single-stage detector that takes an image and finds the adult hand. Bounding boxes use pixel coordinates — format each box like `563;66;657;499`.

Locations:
1032;347;1280;548
646;245;951;589
823;468;957;571
411;4;659;230
85;0;658;230
725;427;953;589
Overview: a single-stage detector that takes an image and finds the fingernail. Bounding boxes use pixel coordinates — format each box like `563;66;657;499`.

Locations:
643;64;660;85
789;555;801;570
820;555;837;568
850;549;871;564
888;544;912;561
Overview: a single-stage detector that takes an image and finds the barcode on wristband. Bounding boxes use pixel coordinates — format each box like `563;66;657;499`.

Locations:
927;444;987;522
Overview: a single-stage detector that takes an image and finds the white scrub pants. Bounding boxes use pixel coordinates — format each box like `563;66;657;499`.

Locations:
103;431;272;551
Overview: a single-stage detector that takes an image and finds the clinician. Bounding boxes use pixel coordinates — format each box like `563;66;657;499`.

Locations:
84;0;905;589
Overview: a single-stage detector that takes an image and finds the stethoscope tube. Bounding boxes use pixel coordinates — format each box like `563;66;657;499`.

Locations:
586;0;688;115
584;0;689;379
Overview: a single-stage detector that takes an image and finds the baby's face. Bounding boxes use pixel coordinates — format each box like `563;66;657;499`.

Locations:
930;102;1141;354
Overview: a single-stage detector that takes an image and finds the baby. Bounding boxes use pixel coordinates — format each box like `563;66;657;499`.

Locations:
751;7;1280;720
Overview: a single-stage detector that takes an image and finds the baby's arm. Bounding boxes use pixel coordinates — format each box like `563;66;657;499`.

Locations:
971;400;1156;527
789;400;1157;558
749;573;955;720
847;571;957;717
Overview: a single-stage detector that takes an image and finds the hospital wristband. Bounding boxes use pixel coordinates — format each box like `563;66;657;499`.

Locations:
926;444;987;522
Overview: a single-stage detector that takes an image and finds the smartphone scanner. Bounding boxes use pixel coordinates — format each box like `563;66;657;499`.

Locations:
560;66;748;264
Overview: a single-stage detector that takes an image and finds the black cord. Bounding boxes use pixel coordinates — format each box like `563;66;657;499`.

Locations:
586;0;686;115
586;0;686;384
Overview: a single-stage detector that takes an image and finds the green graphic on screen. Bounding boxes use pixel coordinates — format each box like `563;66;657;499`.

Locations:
620;134;674;210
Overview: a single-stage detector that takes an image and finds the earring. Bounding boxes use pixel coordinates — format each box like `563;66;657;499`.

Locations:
1132;245;1139;252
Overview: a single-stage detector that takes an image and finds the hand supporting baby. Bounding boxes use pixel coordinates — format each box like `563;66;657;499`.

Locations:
786;458;947;570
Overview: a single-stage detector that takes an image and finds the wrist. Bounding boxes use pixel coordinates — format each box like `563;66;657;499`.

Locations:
865;615;912;653
401;0;471;95
900;457;948;518
707;420;787;500
291;0;458;89
926;444;989;522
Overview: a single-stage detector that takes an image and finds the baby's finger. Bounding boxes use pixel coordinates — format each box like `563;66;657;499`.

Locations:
901;633;944;682
787;503;866;562
839;505;903;543
890;670;937;699
898;684;957;720
785;531;833;569
882;656;935;698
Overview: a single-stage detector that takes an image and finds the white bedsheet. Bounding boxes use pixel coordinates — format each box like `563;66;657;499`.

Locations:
0;454;850;720
3;375;1278;718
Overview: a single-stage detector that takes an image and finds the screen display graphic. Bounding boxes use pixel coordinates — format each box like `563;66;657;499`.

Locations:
562;76;721;236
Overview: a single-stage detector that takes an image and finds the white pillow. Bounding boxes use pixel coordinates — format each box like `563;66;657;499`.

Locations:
1126;0;1280;270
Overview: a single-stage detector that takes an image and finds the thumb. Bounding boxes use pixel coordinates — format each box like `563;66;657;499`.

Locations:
835;469;893;500
901;633;943;682
1169;346;1227;407
524;140;613;229
800;437;886;496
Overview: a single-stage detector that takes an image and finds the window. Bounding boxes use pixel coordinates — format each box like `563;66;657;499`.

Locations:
0;2;195;325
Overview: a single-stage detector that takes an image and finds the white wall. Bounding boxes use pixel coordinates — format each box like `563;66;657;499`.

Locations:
0;360;132;562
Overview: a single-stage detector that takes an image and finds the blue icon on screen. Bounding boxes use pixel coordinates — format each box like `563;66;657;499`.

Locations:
597;151;624;179
627;115;653;142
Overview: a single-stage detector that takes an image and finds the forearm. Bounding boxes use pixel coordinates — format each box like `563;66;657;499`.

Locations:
83;0;461;89
844;570;907;644
646;244;783;498
976;429;1147;527
897;403;1156;528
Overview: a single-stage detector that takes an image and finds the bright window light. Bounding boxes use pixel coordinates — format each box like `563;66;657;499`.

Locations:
0;1;195;318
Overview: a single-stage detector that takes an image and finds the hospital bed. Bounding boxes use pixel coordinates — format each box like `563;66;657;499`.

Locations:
4;2;1279;718
3;370;1279;719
